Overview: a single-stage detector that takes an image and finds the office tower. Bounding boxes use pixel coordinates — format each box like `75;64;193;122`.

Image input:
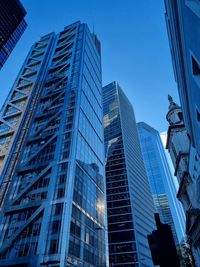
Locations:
0;0;27;69
164;1;200;263
164;0;200;156
166;96;200;264
0;21;108;267
137;122;185;246
103;81;155;267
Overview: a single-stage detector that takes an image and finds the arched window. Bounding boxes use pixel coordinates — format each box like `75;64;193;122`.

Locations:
178;112;183;121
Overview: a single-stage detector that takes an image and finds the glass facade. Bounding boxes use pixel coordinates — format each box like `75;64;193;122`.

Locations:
0;0;27;69
103;82;155;267
0;21;107;267
137;122;185;244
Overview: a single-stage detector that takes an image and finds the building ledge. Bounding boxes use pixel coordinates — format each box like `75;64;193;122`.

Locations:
174;151;188;176
166;124;185;149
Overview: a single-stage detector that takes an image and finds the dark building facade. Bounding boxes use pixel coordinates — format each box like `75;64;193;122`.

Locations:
103;82;155;267
148;214;180;267
0;0;27;69
0;21;108;266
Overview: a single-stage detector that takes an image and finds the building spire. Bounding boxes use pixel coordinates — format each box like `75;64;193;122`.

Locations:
166;95;182;125
168;94;173;104
168;95;179;111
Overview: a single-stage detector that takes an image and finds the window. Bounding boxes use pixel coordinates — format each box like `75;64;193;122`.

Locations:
85;231;89;244
197;108;200;122
107;192;129;201
109;230;135;243
29;242;38;255
70;221;81;238
59;162;68;172
54;203;63;215
178;112;183;121
51;220;61;234
111;252;138;264
49;239;59;254
32;223;41;236
56;188;65;199
192;56;200;75
108;214;133;224
110;242;136;253
68;238;80;258
108;221;133;231
107;199;131;208
17;244;29;257
59;174;66;184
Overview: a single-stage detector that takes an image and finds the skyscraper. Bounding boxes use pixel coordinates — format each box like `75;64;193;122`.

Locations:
164;2;200;262
103;81;155;267
137;122;185;245
0;21;108;267
164;0;200;155
0;0;27;69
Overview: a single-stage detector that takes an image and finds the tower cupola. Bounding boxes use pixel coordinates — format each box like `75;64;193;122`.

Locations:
166;95;183;126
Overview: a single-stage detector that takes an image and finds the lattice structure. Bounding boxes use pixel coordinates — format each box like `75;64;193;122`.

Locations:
0;22;107;267
0;34;55;207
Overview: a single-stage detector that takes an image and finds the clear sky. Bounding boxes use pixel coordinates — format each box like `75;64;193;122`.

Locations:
0;0;179;132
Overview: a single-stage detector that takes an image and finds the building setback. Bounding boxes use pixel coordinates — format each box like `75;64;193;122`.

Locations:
137;122;185;246
0;21;108;267
0;0;27;69
103;81;155;267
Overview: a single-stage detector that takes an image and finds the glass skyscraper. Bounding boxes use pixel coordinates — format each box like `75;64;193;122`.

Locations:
0;21;108;267
137;122;185;245
103;82;155;267
0;0;27;69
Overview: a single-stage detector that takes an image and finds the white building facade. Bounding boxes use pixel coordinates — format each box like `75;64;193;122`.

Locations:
166;96;200;265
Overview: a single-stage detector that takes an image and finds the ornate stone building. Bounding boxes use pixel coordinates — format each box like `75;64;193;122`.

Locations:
166;95;200;265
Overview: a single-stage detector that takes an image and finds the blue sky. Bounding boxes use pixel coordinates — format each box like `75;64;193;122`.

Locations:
0;0;179;132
